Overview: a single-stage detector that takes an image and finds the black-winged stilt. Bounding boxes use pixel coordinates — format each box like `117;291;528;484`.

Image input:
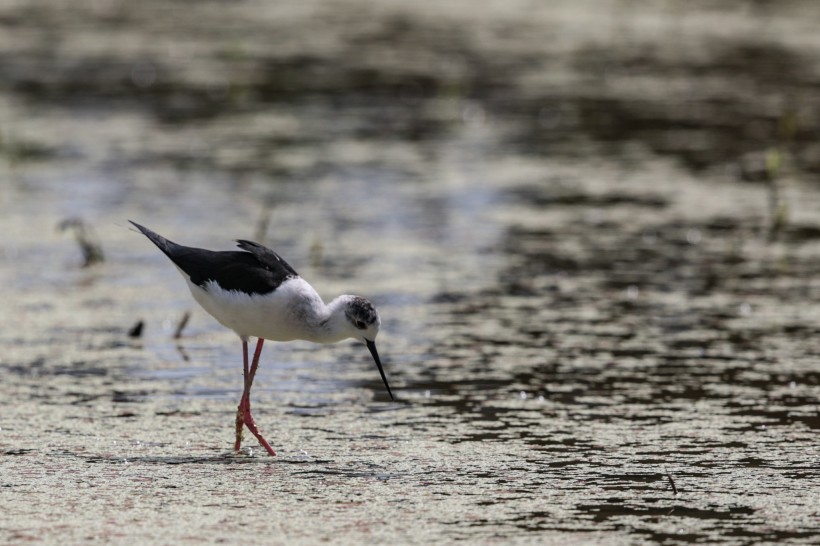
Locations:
130;221;393;456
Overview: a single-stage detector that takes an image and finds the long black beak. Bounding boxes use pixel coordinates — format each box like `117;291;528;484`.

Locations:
365;339;394;400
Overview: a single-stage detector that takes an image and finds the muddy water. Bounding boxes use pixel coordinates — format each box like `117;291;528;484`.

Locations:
1;0;819;544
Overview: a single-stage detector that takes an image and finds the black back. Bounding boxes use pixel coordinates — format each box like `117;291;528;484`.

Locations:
131;221;298;295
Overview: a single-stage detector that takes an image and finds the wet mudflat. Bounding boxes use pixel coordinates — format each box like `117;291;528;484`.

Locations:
1;0;819;544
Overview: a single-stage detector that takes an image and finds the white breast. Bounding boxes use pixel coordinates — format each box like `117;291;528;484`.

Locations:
184;276;328;342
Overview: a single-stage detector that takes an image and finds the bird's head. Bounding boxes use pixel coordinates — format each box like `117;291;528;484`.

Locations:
343;296;381;342
330;295;392;400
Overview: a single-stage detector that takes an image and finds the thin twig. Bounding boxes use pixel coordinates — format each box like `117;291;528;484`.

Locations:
254;208;271;242
173;311;191;339
58;217;105;267
666;472;678;495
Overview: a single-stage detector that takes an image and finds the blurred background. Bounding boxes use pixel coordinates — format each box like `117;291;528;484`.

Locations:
1;0;819;542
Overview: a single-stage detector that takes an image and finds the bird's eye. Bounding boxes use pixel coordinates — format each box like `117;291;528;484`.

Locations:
354;320;367;330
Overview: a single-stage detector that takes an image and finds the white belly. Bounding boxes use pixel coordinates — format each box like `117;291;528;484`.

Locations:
184;276;326;341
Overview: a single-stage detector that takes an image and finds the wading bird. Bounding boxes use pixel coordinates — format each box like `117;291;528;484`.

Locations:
130;221;393;456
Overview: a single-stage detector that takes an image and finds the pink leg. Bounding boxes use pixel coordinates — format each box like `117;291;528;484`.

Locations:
234;339;249;452
235;338;276;456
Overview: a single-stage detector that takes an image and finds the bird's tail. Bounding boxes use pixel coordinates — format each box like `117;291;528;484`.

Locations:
129;221;183;258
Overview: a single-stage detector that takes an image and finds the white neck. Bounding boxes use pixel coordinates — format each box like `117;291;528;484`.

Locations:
282;287;358;344
310;295;358;344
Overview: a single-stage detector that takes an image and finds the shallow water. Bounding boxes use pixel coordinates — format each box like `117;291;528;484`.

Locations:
1;0;819;544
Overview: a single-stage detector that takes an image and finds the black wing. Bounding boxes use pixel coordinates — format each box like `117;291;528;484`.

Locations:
235;240;298;278
131;221;298;295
